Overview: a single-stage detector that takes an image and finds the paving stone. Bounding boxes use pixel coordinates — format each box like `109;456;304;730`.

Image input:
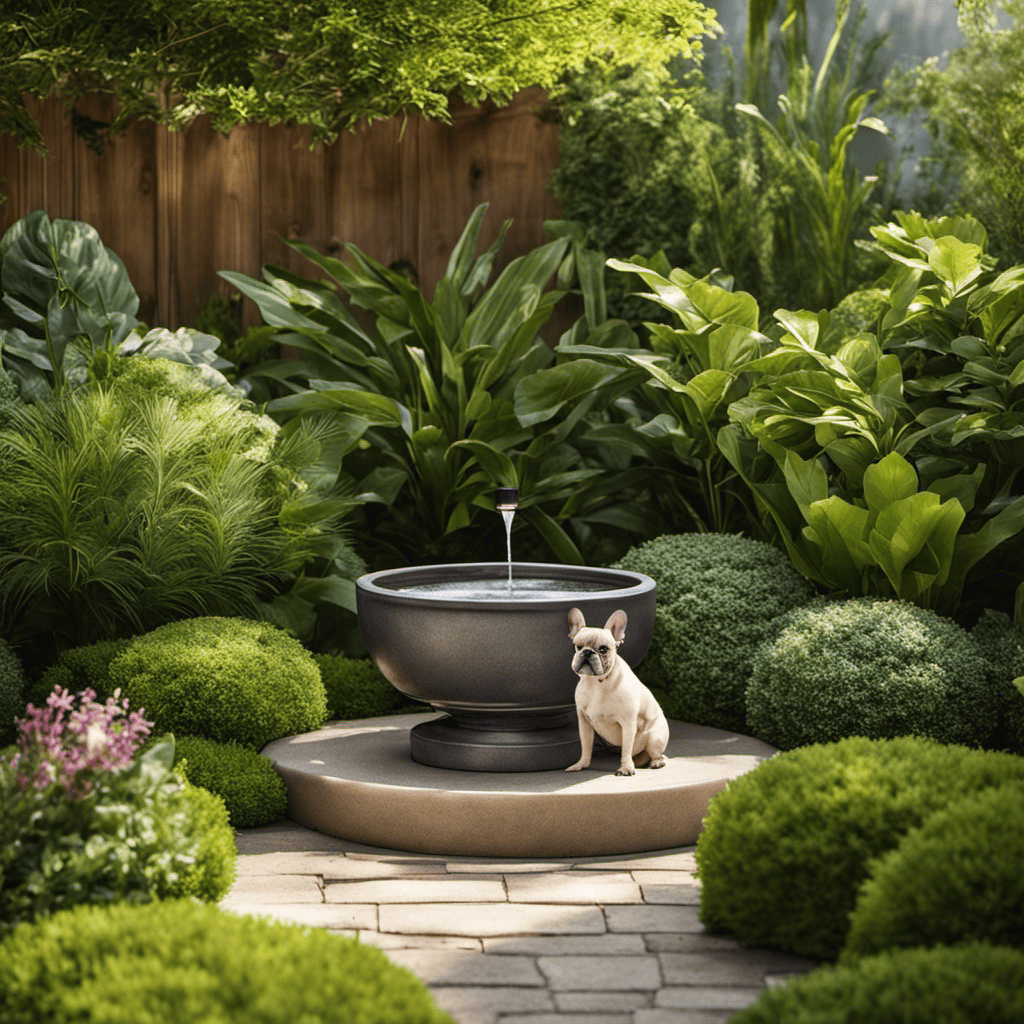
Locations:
484;934;647;955
219;903;377;929
505;872;641;904
638;883;702;905
634;1010;735;1024
572;850;698;872
605;905;704;933
498;1014;632;1024
643;934;747;954
384;949;545;987
220;874;322;904
447;861;573;874
660;950;818;986
429;985;553;1024
655;986;764;1010
324;877;507;903
379;903;607;937
537;954;662;991
324;859;449;878
233;823;354;855
357;931;483;951
631;871;699;886
234;852;339;876
554;990;652;1011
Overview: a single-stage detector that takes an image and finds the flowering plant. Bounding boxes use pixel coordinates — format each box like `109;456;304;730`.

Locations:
0;686;199;931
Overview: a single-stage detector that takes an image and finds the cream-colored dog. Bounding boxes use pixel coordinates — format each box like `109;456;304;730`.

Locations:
564;607;670;776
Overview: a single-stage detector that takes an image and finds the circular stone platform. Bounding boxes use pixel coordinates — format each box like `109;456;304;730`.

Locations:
262;713;776;859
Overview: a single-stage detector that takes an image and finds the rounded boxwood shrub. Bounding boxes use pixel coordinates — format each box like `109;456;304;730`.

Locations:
27;638;132;708
696;736;1024;960
746;598;995;750
0;637;24;746
613;533;815;731
971;609;1024;754
109;617;327;750
173;779;237;903
843;783;1024;959
174;735;288;829
316;654;407;720
0;899;455;1024
730;943;1024;1024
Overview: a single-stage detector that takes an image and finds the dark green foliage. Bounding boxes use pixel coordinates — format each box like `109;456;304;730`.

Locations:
614;534;815;731
746;598;996;750
28;639;132;708
173;736;288;829
730;943;1024;1024
109;617;327;751
316;654;408;720
696;736;1024;960
971;610;1024;754
0;898;456;1024
0;637;23;747
827;287;889;341
0;366;18;430
844;782;1024;959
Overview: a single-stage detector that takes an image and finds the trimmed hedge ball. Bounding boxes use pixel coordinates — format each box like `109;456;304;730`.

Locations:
730;943;1024;1024
108;617;327;750
614;533;815;731
171;780;237;903
28;638;131;707
843;782;1024;959
315;654;408;720
971;609;1024;754
746;598;996;750
0;899;456;1024
695;736;1024;960
174;736;288;829
0;637;24;746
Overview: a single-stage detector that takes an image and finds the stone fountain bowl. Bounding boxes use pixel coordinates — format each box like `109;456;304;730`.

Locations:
356;562;656;771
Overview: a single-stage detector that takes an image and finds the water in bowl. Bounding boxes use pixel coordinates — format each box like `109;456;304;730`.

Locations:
400;577;611;600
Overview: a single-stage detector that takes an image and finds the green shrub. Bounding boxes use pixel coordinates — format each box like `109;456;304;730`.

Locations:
28;639;132;708
0;636;24;746
174;735;288;829
826;287;889;342
730;943;1024;1024
0;898;456;1024
746;598;995;750
843;783;1024;959
614;534;815;731
696;736;1024;959
172;779;237;902
316;654;407;720
972;610;1024;754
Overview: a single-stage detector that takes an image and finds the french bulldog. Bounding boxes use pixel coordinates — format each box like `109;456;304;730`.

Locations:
565;607;670;776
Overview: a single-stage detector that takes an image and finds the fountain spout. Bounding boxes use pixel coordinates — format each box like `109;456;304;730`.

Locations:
494;486;518;511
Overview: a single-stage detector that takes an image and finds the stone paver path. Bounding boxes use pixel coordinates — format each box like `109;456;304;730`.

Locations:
220;820;818;1024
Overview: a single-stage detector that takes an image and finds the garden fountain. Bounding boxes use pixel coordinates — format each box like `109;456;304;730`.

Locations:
262;489;776;857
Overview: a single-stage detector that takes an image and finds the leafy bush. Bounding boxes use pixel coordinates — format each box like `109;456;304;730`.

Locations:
972;610;1024;753
695;736;1024;959
613;533;815;731
0;359;342;654
316;654;409;720
0;636;24;747
0;898;456;1024
108;617;327;750
28;639;132;709
730;943;1024;1024
173;735;288;829
828;287;889;340
843;783;1024;959
0;689;233;931
746;598;996;750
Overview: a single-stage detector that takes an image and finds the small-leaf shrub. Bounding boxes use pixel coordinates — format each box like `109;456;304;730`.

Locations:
729;943;1024;1024
108;617;327;751
614;534;815;730
0;636;24;746
0;688;234;931
971;610;1024;754
696;736;1024;960
315;654;408;720
746;598;995;750
0;899;456;1024
173;735;288;829
842;783;1024;959
28;638;131;709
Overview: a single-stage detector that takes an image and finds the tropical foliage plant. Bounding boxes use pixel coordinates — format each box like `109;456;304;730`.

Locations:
225;206;663;567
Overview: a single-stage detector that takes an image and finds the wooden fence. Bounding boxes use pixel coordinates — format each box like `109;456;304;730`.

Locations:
0;89;564;331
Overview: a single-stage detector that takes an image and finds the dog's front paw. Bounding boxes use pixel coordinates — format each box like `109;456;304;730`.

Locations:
615;765;636;776
649;756;667;769
565;761;589;772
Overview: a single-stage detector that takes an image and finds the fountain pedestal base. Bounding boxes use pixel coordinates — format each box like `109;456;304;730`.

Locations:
410;714;581;772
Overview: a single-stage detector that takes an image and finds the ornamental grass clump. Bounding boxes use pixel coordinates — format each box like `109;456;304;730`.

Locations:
696;736;1024;960
614;533;815;730
746;598;996;750
0;687;235;931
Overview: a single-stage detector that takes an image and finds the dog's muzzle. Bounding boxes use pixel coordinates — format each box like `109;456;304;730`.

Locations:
573;650;601;674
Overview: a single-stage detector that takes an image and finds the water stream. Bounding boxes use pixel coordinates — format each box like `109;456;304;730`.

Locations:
501;508;514;588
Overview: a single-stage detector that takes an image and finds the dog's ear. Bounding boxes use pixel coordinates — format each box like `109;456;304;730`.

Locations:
604;609;627;646
568;607;586;640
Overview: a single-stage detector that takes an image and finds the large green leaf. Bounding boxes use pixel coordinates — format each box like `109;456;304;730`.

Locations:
513;359;617;427
928;236;984;295
862;452;919;515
